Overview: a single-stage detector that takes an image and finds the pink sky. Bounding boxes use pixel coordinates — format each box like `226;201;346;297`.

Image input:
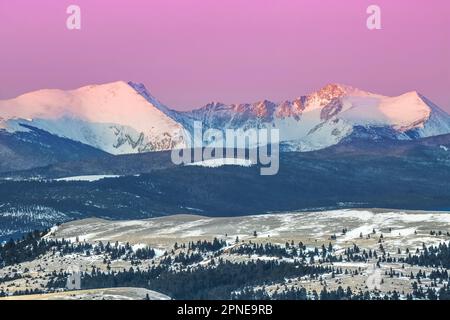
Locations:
0;0;449;111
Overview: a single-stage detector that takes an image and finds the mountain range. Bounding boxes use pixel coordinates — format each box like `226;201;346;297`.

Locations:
1;81;450;172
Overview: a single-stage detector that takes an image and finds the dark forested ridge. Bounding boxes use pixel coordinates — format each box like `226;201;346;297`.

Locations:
0;125;109;173
1;141;450;214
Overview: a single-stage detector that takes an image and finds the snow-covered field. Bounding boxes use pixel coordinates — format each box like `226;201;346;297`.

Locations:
49;209;450;251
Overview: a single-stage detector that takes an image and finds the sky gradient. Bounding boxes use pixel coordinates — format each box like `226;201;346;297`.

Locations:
0;0;449;111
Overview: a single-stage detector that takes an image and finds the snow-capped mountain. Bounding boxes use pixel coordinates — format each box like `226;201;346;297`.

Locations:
0;81;188;154
1;82;449;155
179;84;450;151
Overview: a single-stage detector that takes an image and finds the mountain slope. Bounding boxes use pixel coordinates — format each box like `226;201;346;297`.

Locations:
0;81;188;155
0;125;109;173
0;149;176;178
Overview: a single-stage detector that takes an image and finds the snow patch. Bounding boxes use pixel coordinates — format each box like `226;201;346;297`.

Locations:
185;158;253;168
56;175;121;182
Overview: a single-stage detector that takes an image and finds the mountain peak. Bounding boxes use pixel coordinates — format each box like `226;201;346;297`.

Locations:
315;83;366;97
127;81;151;96
0;80;188;154
126;81;172;113
127;81;157;102
319;83;351;92
304;83;351;109
76;80;132;92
